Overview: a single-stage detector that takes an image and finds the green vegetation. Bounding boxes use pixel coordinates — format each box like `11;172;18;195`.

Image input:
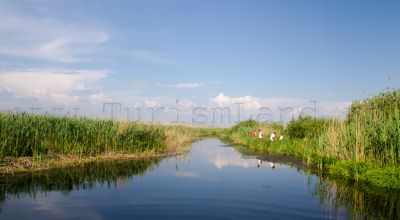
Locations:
222;90;400;189
343;89;400;165
0;113;215;173
0;113;164;157
220;119;320;164
286;116;326;139
329;161;400;189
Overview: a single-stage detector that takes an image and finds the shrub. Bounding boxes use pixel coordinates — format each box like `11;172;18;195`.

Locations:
286;116;326;139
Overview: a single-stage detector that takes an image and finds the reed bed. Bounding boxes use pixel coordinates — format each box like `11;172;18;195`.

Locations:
321;90;400;166
0;113;210;158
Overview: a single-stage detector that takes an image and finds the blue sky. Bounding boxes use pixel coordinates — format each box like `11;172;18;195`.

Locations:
0;0;399;123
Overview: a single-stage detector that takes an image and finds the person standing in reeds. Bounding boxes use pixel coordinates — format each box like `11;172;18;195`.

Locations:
270;132;277;141
251;130;257;138
258;129;264;139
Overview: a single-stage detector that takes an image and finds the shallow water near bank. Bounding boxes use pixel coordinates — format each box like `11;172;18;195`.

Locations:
0;139;399;219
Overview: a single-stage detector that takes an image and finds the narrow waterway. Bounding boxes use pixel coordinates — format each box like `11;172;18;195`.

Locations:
1;139;399;219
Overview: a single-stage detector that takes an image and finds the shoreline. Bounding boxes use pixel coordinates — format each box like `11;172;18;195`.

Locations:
227;138;400;190
0;138;198;176
0;151;181;176
0;137;208;176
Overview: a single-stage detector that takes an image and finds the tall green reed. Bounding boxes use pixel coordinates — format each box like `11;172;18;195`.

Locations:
0;113;166;157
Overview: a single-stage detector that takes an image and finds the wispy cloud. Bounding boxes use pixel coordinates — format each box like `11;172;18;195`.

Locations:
0;3;109;63
166;83;204;89
89;93;110;103
131;50;175;64
127;81;204;89
211;81;222;85
0;68;109;104
172;171;200;178
145;100;160;108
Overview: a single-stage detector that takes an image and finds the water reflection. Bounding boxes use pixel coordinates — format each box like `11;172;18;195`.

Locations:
233;144;400;219
0;158;159;212
0;140;399;219
207;144;277;170
211;147;260;169
311;176;400;220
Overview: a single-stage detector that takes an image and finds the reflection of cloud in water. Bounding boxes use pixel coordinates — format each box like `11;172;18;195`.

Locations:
207;146;259;170
213;156;259;169
31;193;102;219
172;171;200;178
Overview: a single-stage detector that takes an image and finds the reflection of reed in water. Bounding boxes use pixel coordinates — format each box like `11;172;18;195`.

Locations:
0;158;159;210
311;175;400;220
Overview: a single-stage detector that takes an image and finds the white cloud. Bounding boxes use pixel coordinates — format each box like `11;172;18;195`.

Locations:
127;81;204;89
211;93;232;106
0;5;109;62
210;93;352;120
177;100;195;109
145;100;160;108
0;68;109;105
89;93;109;103
211;93;261;110
166;83;203;89
131;50;175;64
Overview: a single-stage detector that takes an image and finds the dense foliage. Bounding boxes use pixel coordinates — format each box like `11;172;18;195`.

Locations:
286;116;326;139
0;113;165;157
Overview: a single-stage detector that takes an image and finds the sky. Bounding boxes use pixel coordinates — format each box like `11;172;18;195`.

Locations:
0;0;399;124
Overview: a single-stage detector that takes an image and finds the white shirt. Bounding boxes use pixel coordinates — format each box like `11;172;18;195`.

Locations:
270;133;276;141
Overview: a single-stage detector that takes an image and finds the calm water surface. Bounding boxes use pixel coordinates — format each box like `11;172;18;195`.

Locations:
1;139;399;219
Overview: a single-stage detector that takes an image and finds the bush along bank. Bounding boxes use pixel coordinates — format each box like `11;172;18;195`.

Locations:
222;90;400;189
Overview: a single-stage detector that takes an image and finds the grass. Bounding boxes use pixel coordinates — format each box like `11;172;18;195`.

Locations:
221;90;400;189
0;113;215;173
